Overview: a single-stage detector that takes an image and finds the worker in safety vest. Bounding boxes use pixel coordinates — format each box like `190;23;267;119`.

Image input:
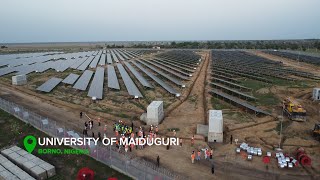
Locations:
191;152;195;164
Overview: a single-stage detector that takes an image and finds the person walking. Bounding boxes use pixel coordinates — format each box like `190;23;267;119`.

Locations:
180;138;182;147
80;112;83;118
206;149;211;161
191;135;195;147
197;150;201;161
155;126;158;133
98;118;101;126
210;148;213;159
157;155;160;167
104;125;107;134
211;161;215;174
98;132;101;141
191;152;195;164
230;135;233;144
84;126;88;136
125;144;128;153
204;149;208;160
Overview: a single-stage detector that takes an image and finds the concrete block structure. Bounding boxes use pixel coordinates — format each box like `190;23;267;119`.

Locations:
0;154;35;180
196;124;209;137
0;146;55;179
208;110;223;143
12;74;27;85
312;88;320;101
146;101;164;125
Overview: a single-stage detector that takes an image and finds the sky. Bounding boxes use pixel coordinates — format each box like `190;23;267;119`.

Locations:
0;0;319;43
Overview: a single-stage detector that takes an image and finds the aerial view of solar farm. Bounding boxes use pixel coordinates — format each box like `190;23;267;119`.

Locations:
0;0;319;180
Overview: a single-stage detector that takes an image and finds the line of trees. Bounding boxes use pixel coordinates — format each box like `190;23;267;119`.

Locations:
131;40;320;50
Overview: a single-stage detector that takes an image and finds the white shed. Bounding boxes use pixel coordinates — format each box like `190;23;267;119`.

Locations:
208;110;223;142
146;101;164;125
312;88;320;101
12;74;27;85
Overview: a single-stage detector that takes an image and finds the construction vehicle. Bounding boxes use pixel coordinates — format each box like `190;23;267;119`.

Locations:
313;123;320;141
282;97;306;122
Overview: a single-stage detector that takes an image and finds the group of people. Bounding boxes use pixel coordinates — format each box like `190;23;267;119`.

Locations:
81;112;103;139
191;148;213;163
191;148;215;174
113;122;161;152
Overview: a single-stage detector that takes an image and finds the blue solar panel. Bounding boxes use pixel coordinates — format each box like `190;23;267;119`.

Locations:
107;65;120;90
73;70;94;90
87;67;105;99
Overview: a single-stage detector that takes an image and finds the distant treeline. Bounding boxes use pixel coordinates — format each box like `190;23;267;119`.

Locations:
129;40;320;50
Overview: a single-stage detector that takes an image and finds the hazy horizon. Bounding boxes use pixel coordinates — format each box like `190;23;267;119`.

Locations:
1;0;319;43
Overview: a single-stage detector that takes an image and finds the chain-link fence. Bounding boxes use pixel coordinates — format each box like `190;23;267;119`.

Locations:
0;98;185;180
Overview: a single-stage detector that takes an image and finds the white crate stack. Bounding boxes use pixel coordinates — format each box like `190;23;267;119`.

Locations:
239;143;263;160
275;152;297;169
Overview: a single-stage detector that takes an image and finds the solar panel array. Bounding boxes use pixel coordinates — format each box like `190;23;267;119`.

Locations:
37;77;63;93
117;63;143;97
106;53;112;64
73;70;94;90
88;67;105;99
0;49;202;99
78;56;94;70
136;60;185;86
123;61;153;88
99;54;106;65
62;73;80;85
107;65;120;90
131;60;179;95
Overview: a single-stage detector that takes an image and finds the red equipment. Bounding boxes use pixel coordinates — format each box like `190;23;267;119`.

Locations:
77;167;94;180
262;156;270;164
295;147;311;166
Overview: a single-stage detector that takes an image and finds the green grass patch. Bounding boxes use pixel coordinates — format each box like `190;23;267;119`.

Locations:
253;93;280;106
223;112;252;123
0;109;132;180
239;79;269;90
211;97;232;110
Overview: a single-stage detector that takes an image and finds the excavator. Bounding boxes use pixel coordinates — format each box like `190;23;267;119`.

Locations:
313;123;320;141
282;97;307;122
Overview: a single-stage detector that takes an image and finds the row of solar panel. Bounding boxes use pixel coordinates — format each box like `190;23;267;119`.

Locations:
0;49;146;77
37;63;145;99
